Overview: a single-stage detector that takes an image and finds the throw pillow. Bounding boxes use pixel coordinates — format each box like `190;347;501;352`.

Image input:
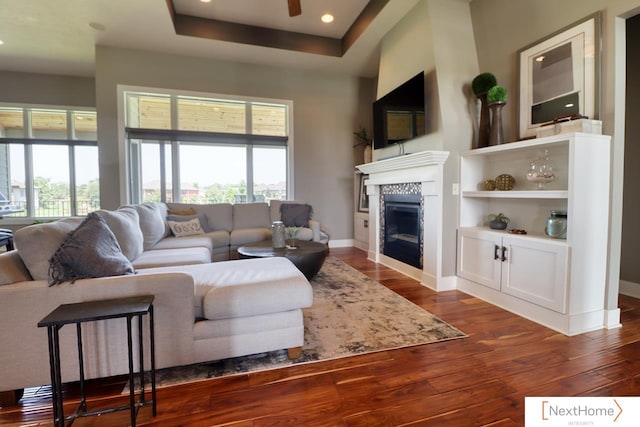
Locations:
167;207;196;216
280;203;313;228
167;217;205;237
13;217;84;281
96;208;144;261
166;213;212;233
124;202;167;250
48;212;135;286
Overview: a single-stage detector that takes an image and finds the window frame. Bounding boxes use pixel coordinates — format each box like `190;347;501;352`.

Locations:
0;103;98;223
119;86;294;205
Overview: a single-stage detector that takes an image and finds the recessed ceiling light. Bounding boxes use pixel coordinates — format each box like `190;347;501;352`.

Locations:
0;40;4;46
321;14;334;24
200;0;212;3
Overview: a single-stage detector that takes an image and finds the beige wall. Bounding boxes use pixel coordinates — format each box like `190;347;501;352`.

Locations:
95;46;375;241
374;0;480;279
622;13;640;284
470;0;640;307
0;71;95;107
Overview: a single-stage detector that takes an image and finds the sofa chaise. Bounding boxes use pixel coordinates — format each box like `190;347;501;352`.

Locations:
0;200;323;400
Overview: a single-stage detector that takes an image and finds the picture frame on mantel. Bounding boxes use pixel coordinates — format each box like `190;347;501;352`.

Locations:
517;12;601;139
358;173;369;212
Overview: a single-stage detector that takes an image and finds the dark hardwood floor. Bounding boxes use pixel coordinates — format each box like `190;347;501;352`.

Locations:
2;246;639;426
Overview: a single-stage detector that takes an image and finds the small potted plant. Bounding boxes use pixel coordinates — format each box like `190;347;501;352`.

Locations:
353;125;373;163
488;213;509;230
286;227;301;248
471;72;497;149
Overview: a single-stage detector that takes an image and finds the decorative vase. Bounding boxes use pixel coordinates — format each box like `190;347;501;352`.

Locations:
526;149;556;189
364;145;372;163
477;92;491;149
489;220;508;230
271;221;285;248
489;101;506;146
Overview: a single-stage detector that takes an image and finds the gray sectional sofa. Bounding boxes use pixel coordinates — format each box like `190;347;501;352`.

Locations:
0;200;325;398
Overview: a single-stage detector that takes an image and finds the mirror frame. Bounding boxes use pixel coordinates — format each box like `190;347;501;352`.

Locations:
517;12;602;139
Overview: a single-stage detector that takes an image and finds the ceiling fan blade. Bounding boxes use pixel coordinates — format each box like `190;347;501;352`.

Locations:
288;0;301;17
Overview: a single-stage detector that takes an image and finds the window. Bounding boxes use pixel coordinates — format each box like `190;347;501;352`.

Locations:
124;89;291;204
0;106;99;219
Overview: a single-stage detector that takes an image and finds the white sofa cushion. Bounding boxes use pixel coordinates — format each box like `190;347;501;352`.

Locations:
96;207;144;261
0;251;32;285
233;203;271;229
200;257;312;320
125;202;168;250
138;257;312;321
153;234;215;251
167;202;233;232
132;247;211;269
230;228;271;246
13;217;84;280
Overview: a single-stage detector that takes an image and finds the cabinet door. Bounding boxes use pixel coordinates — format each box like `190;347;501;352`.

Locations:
501;236;569;313
457;229;501;290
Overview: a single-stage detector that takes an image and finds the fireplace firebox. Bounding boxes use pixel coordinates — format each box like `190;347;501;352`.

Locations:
383;194;422;268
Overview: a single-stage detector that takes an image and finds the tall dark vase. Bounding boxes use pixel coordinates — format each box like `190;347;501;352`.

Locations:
477;92;490;148
489;101;506;146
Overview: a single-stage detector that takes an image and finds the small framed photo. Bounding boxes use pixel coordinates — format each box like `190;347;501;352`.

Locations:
358;174;369;212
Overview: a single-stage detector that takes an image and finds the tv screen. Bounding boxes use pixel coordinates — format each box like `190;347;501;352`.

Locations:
373;72;425;149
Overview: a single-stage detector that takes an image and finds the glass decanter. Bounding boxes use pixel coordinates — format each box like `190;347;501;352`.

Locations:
526;149;556;190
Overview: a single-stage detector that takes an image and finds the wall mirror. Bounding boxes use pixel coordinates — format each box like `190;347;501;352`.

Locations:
517;13;601;139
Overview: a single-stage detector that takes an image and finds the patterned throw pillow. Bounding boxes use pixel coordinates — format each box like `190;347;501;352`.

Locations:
167;217;205;237
48;213;135;286
166;213;211;233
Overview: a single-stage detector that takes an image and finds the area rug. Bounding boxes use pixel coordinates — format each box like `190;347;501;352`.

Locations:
128;257;465;391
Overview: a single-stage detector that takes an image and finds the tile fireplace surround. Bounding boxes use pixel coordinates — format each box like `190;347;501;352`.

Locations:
357;150;449;290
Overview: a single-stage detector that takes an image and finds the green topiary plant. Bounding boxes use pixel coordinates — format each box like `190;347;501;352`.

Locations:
487;85;507;104
472;72;497;95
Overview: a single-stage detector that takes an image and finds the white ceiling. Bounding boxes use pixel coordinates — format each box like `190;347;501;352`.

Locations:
0;0;420;78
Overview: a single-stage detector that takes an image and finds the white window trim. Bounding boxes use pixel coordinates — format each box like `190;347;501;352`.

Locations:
0;102;97;224
117;84;295;204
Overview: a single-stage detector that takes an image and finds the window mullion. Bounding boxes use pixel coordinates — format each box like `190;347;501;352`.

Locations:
171;95;180;202
245;103;253;202
68;146;77;216
67;112;77;216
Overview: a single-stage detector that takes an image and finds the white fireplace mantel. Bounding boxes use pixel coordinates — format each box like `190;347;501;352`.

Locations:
356;151;449;175
356;150;451;291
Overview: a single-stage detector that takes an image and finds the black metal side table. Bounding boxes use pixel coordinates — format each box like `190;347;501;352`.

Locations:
38;295;157;427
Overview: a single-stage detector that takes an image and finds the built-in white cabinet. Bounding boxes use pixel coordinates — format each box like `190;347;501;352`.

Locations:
458;228;568;313
456;132;611;335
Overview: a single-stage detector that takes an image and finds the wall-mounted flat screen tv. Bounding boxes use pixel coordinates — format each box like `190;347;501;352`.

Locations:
373;72;425;149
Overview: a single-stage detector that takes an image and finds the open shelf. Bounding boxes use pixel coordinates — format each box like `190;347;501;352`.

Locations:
462;190;568;199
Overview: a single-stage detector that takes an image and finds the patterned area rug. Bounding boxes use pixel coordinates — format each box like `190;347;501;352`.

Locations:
128;257;465;391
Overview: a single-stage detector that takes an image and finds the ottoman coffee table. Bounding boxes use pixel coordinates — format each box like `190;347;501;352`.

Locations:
238;240;329;280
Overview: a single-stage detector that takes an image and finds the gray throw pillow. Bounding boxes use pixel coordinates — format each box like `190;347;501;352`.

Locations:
48;212;135;286
280;203;313;228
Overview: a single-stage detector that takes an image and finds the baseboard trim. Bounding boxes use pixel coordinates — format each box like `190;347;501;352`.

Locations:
619;280;640;299
328;239;353;248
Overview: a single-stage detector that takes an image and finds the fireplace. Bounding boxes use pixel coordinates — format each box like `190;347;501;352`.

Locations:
383;194;422;268
356;150;449;290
